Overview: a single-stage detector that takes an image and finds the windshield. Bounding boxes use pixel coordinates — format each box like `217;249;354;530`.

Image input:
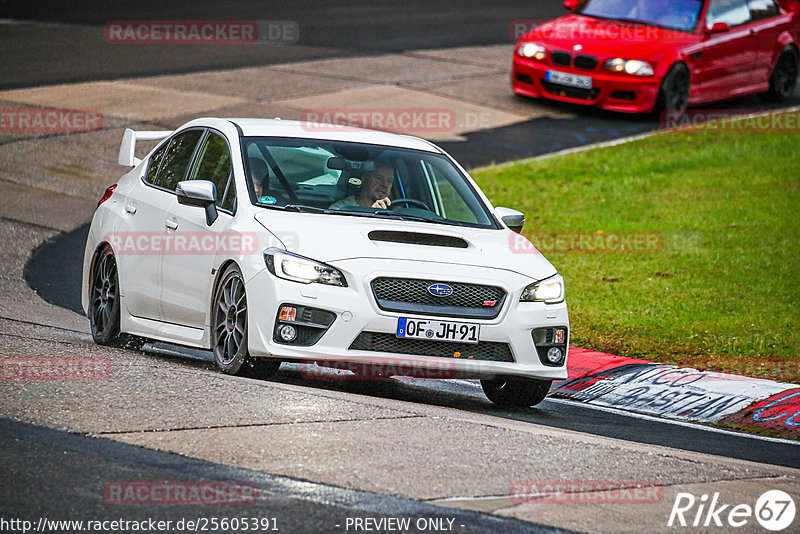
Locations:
579;0;705;32
241;137;498;229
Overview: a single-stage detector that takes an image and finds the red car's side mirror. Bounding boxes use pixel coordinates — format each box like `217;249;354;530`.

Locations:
707;22;731;34
563;0;580;11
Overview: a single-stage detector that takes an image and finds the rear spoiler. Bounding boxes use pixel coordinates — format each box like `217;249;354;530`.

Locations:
118;128;172;167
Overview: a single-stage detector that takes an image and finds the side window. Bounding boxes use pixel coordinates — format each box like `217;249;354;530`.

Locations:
153;130;203;191
421;161;479;224
145;142;168;185
192;132;235;211
707;0;752;29
747;0;779;21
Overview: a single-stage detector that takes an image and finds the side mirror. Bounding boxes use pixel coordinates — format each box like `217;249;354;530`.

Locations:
176;180;218;226
707;22;730;34
495;207;525;233
563;0;580;10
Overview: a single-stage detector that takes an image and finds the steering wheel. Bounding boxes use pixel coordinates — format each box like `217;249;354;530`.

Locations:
389;198;431;211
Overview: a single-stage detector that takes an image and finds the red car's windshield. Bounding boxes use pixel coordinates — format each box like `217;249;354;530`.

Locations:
579;0;705;32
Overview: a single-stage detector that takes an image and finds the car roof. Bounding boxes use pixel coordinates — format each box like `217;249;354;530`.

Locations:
225;118;442;153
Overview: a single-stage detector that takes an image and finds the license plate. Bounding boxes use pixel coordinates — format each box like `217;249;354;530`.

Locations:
546;70;592;90
396;317;480;344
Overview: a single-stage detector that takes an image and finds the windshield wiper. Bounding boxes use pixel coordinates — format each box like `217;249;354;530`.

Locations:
283;204;330;214
283;205;461;226
340;209;450;225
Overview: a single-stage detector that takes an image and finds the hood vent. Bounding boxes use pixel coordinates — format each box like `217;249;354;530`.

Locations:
368;231;468;249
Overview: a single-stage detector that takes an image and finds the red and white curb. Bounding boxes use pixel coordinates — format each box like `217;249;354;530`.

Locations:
552;348;800;437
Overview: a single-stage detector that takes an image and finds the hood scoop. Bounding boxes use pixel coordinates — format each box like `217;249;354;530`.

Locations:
368;230;468;249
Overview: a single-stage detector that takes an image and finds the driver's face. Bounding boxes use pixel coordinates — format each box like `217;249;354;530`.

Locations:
362;166;394;201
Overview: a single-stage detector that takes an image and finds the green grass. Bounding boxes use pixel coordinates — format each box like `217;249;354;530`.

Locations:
471;112;800;382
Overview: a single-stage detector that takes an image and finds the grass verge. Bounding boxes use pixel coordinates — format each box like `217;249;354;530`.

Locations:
471;110;800;383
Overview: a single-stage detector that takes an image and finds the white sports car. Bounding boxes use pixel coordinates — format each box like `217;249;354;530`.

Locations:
82;118;569;407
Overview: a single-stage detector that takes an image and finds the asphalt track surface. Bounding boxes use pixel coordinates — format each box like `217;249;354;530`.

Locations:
17;0;800;468
25;224;800;469
0;1;566;89
0;417;568;534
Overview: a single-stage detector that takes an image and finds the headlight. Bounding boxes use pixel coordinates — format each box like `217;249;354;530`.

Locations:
604;58;654;76
520;274;565;303
517;42;547;60
264;249;347;286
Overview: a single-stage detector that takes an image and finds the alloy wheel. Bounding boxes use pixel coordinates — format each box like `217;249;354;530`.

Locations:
214;272;247;366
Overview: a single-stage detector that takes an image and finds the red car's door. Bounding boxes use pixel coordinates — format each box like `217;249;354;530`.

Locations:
745;0;785;82
694;0;757;98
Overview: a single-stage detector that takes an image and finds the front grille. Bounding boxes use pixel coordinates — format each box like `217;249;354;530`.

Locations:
349;331;514;362
371;277;506;319
574;55;598;70
542;81;599;101
551;51;571;67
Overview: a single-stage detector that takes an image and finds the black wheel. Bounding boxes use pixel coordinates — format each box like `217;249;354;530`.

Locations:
656;64;690;114
89;246;144;350
212;264;280;378
389;198;431;211
480;377;552;408
767;48;799;101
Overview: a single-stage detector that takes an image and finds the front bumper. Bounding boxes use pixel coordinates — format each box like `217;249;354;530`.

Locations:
246;259;569;381
512;57;662;114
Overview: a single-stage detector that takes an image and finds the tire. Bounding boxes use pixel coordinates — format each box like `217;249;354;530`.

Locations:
88;246;144;350
211;264;280;379
655;63;690;114
766;48;799;101
480;377;552;408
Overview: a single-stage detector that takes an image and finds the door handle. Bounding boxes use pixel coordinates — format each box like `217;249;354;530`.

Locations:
165;218;178;230
124;203;137;214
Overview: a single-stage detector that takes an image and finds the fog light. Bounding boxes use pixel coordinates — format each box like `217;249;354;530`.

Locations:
279;306;296;322
554;328;566;344
278;324;297;342
546;347;563;364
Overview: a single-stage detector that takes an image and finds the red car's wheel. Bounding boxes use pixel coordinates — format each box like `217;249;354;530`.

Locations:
656;64;690;114
767;47;799;101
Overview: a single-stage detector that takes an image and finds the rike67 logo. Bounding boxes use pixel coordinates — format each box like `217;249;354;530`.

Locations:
668;490;795;531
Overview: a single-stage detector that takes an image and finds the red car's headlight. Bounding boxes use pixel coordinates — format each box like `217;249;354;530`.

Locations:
517;42;547;61
604;58;655;76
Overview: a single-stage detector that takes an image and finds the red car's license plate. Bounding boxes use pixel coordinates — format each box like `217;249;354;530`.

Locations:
546;70;592;89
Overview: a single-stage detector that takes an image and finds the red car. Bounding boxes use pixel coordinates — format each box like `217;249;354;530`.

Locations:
512;0;800;113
